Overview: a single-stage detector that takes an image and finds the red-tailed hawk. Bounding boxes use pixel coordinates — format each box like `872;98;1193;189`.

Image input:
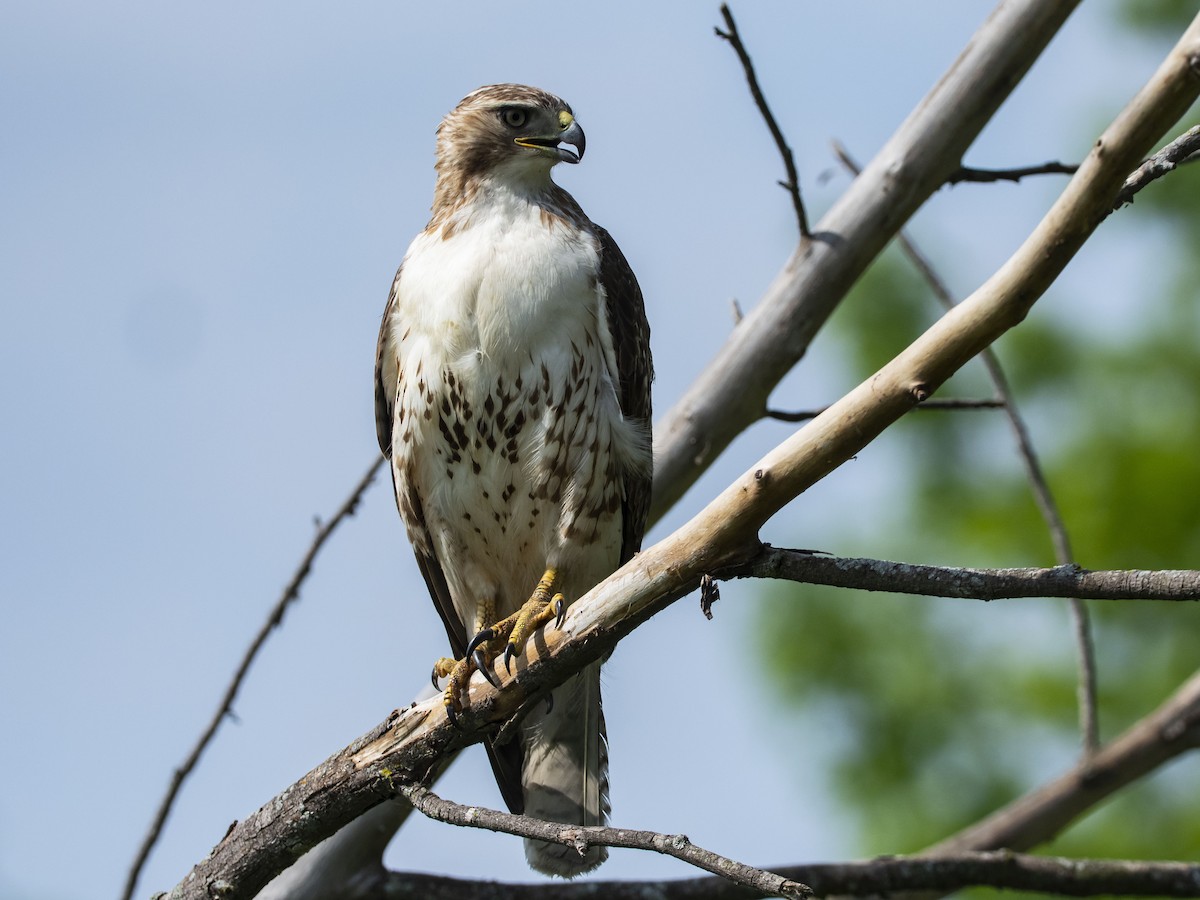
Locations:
374;84;652;876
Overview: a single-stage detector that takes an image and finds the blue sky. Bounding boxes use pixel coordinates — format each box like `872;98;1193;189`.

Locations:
0;1;1178;897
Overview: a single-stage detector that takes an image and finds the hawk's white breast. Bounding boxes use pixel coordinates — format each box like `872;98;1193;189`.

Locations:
396;183;601;369
388;179;626;621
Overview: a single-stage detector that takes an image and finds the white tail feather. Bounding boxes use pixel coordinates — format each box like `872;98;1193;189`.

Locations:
520;662;609;877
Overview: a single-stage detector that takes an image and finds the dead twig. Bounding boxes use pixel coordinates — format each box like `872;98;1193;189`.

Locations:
400;783;812;898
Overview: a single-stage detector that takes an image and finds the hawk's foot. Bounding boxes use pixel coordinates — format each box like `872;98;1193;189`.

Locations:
433;654;477;728
501;567;567;672
433;631;507;728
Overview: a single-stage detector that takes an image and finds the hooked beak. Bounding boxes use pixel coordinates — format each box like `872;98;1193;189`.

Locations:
514;114;586;164
555;119;585;164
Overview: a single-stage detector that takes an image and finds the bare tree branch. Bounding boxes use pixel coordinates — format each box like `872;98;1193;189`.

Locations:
651;0;1085;521
373;853;1200;899
130;457;385;900
161;19;1200;893
726;547;1200;601
715;4;810;237
400;784;811;898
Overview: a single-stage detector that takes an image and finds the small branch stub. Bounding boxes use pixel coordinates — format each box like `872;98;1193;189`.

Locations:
699;574;720;620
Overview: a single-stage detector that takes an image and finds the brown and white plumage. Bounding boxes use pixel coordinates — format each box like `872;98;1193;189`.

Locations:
374;84;652;876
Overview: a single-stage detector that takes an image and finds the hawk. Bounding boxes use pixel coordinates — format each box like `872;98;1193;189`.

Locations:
374;84;652;877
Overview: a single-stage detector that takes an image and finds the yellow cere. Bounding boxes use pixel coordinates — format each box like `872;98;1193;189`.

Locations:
558;111;574;129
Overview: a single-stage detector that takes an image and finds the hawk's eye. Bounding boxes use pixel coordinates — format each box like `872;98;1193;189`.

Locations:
500;108;528;129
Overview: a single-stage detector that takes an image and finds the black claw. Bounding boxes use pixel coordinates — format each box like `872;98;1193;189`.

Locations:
446;702;461;730
475;648;501;688
465;627;496;659
431;667;441;690
504;642;517;674
554;597;567;629
544;690;554;714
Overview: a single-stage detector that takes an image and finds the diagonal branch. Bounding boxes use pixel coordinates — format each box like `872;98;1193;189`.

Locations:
715;4;810;237
400;784;811;898
162;17;1200;896
129;457;385;900
927;664;1200;856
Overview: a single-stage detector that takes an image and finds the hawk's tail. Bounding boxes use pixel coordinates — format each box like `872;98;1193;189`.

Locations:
520;661;609;877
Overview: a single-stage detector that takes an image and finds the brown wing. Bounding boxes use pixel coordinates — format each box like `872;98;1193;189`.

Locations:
594;226;653;565
375;266;525;813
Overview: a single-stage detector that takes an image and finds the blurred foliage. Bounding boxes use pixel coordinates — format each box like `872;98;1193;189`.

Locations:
755;1;1200;884
1120;0;1196;35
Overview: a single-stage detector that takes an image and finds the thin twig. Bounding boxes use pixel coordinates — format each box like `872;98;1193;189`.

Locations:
715;4;810;237
834;139;1100;755
949;161;1079;184
945;124;1200;195
124;456;386;900
399;783;811;898
378;852;1200;898
766;397;1002;423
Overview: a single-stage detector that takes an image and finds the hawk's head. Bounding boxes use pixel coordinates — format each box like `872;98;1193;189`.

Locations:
435;84;586;186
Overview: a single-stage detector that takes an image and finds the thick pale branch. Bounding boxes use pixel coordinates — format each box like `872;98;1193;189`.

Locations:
728;547;1200;601
401;785;810;898
650;0;1085;520
164;15;1200;897
375;853;1200;899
